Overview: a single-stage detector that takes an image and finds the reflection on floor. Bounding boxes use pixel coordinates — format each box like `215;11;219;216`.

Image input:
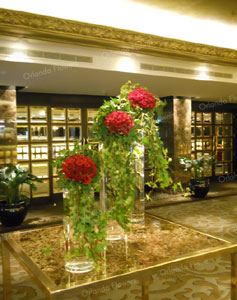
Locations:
148;195;237;243
0;182;236;299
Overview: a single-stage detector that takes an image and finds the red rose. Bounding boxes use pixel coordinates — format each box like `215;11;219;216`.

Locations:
62;155;97;184
128;88;156;109
104;111;134;135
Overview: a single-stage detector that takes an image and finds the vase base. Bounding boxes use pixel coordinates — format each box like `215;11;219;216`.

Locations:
106;221;124;241
106;234;123;241
130;213;145;224
65;261;94;273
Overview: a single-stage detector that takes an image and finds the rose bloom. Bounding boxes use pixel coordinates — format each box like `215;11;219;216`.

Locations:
104;111;134;135
62;155;96;184
128;88;156;109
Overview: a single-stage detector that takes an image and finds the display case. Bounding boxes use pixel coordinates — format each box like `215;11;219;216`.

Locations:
16;106;28;123
17;125;28;141
191;111;233;177
30;106;47;123
17;145;29;161
68;126;81;140
16;105;99;199
87;108;98;140
51;108;66;123
68;108;81;123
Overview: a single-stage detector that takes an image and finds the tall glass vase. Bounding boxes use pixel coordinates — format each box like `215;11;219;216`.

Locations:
63;189;94;273
99;143;124;241
100;175;124;241
131;139;145;224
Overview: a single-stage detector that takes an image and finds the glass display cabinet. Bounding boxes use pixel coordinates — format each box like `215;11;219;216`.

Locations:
16;105;87;198
87;108;98;140
191;111;233;177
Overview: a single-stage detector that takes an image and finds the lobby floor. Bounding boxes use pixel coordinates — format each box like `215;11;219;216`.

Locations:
0;181;237;299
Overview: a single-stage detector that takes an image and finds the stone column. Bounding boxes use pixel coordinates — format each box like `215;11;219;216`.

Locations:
0;87;17;166
159;96;191;184
173;97;191;184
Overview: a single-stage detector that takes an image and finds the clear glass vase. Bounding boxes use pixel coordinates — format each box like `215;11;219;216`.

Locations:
100;176;124;241
131;139;145;224
63;190;94;273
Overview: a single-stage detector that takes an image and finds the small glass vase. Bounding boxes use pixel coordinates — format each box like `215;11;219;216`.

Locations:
131;139;145;224
63;190;94;274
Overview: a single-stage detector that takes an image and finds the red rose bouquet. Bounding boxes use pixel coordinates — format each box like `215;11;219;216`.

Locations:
128;88;156;109
104;111;134;135
62;154;97;184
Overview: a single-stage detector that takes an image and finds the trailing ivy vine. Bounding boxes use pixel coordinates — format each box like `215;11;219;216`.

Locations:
53;142;107;265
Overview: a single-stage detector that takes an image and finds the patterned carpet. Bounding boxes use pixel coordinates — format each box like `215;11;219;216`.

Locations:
0;195;236;299
147;195;237;243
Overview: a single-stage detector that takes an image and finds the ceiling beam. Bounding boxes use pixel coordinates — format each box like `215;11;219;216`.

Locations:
0;8;237;67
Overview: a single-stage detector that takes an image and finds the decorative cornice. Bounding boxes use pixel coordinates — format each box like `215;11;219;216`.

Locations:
0;8;237;66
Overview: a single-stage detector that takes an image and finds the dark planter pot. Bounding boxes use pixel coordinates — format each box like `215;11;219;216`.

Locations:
0;202;28;227
189;178;210;198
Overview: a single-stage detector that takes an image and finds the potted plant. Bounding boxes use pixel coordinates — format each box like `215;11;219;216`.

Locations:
0;164;42;227
179;156;213;198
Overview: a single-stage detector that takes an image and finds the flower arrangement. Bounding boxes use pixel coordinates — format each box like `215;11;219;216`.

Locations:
54;81;178;269
128;88;156;109
62;154;97;184
92;81;174;230
104;111;134;135
53;143;107;265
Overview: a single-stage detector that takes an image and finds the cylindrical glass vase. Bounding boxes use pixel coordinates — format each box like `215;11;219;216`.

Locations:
63;190;94;273
131;139;145;224
100;176;124;241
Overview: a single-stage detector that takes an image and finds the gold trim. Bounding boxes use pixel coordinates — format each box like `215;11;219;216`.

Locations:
1;8;237;66
3;215;237;299
231;252;237;299
1;241;11;300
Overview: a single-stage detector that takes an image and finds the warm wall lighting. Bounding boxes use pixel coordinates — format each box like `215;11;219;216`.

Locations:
117;57;136;73
196;67;210;80
6;48;32;63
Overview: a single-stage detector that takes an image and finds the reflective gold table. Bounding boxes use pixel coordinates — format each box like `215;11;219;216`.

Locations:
1;215;237;300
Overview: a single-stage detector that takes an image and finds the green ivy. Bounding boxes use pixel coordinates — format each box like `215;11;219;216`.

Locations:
92;81;174;230
53;142;107;266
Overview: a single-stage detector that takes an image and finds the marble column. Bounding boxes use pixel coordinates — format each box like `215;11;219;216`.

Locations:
0;87;17;166
159;96;191;184
173;97;191;184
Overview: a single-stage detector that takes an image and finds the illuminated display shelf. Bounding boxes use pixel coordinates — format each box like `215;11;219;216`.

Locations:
16;106;97;199
191;112;233;176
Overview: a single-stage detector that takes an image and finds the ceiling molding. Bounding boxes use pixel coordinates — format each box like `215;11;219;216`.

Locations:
1;8;237;66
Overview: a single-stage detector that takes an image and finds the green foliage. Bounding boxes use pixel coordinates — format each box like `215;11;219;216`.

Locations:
179;155;213;179
42;246;53;254
119;81;173;195
52;142;107;265
172;182;183;194
92;81;174;226
0;164;42;205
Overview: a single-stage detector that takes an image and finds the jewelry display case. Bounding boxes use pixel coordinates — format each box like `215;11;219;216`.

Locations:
1;215;237;300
